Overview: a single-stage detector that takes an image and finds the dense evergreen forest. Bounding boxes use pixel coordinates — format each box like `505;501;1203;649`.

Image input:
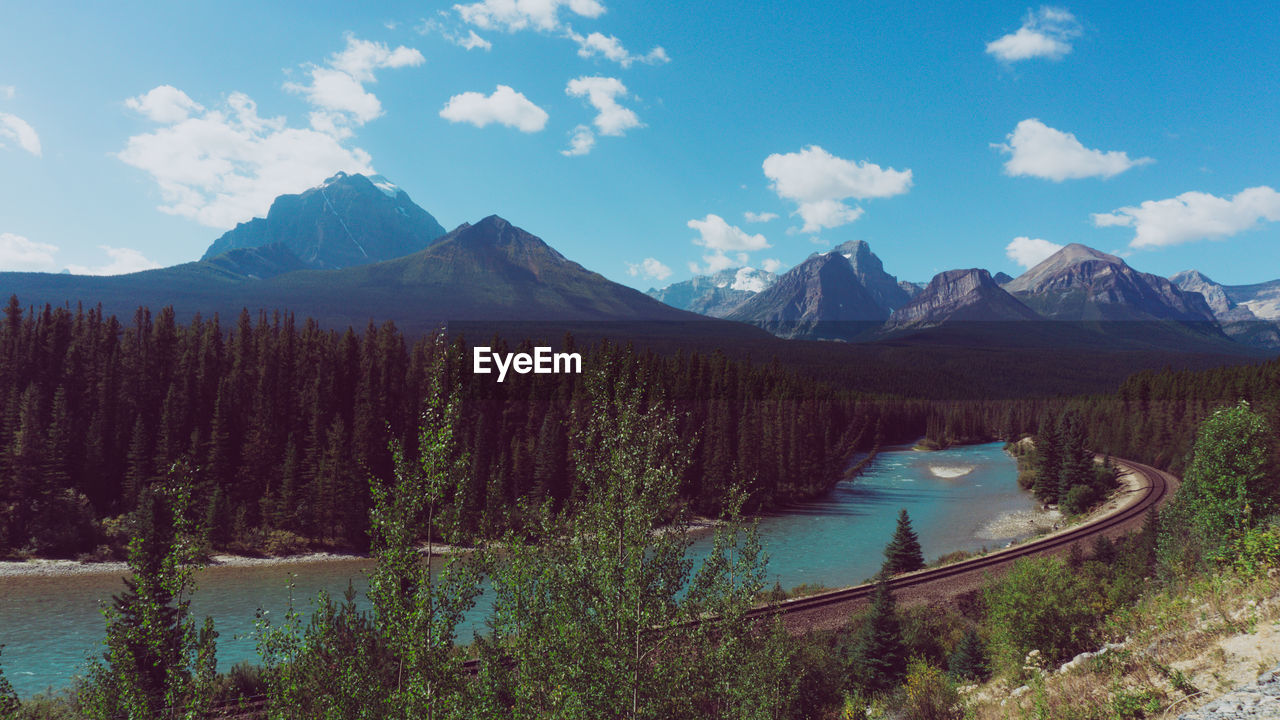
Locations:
925;355;1280;474
0;297;930;558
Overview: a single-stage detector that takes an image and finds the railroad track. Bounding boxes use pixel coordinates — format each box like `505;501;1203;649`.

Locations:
208;457;1174;714
747;457;1175;632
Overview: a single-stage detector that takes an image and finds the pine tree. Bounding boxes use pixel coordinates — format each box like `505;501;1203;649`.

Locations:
947;628;989;681
1057;411;1094;504
1034;414;1062;504
81;466;217;719
849;574;906;695
882;508;925;574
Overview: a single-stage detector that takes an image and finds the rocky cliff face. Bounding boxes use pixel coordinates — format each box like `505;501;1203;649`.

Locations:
727;252;887;339
1006;244;1216;323
886;268;1040;329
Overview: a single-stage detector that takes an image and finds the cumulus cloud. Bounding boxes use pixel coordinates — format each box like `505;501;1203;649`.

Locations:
454;0;605;32
762;145;911;233
285;35;424;135
685;214;768;276
626;257;672;281
65;245;162;276
986;6;1082;62
0;113;41;156
118;36;420;229
565;76;641;136
1092;186;1280;249
761;258;783;273
688;214;770;253
1005;236;1064;268
0;233;58;271
561;124;595;156
125;85;204;123
439;85;548;132
120;89;375;228
565;29;668;67
994;119;1152;181
743;211;778;223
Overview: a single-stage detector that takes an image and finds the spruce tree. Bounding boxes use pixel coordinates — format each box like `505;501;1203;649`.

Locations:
947;628;989;681
81;466;217;719
1034;414;1062;504
1056;411;1094;505
882;508;925;574
849;574;906;695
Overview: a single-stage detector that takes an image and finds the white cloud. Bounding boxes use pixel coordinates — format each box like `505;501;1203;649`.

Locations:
418;18;493;50
0;113;41;156
0;86;15;100
65;246;162;276
743;211;778;223
688;214;770;253
762;145;911;233
455;30;493;50
440;85;549;132
690;250;747;275
454;0;605;32
626;257;671;281
1092;186;1280;249
986;6;1082;62
566;29;668;67
761;258;783;273
731;267;768;292
561;124;595;156
994;119;1152;181
285;35;424;135
125;85;204;123
120;89;374;229
1005;236;1064;268
0;233;58;271
565;76;641;137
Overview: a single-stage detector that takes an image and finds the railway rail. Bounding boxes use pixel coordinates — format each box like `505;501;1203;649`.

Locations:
204;457;1174;715
742;457;1174;633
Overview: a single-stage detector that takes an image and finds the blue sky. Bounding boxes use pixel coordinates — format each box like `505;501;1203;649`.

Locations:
1;1;1277;288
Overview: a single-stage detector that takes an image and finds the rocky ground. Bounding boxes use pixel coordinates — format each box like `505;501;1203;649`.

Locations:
1180;665;1280;719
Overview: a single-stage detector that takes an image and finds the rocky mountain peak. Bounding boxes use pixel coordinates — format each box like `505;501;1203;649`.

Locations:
201;172;447;271
886;268;1040;329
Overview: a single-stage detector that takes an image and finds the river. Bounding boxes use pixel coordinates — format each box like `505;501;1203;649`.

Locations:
0;442;1038;698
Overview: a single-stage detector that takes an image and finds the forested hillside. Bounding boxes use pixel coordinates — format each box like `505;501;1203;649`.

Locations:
0;297;928;558
925;355;1280;473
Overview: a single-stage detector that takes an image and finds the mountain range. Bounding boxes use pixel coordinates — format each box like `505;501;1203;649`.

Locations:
0;173;728;339
2;172;1275;363
652;239;1279;351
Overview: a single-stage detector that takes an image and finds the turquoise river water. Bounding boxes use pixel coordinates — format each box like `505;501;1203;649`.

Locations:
0;442;1037;698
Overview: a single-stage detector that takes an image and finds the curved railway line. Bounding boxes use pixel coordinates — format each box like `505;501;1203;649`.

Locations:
206;458;1175;716
747;457;1175;633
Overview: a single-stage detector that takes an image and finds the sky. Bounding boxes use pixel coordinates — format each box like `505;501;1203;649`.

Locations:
1;1;1278;289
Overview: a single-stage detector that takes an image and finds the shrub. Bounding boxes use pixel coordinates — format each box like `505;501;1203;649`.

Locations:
1232;522;1280;576
984;556;1099;673
901;657;963;720
1157;401;1276;577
